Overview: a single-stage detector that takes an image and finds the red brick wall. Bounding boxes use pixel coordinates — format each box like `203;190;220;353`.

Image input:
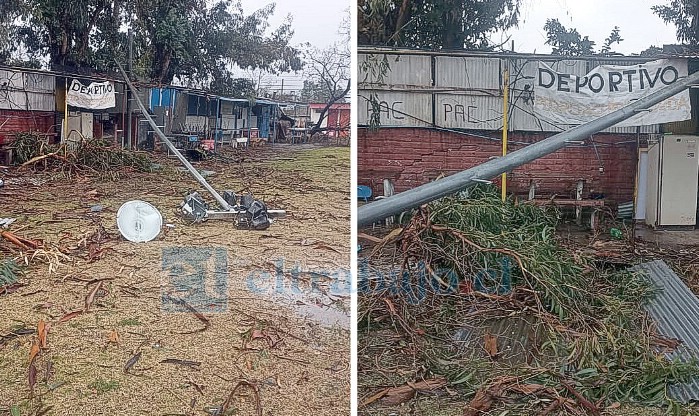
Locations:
359;127;638;203
0;110;56;145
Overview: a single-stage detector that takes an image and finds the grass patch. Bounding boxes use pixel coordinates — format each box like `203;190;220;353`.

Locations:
88;378;119;394
265;146;350;172
117;317;141;327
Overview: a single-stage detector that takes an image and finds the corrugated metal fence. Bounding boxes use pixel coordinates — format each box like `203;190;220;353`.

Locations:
358;49;664;134
0;69;55;112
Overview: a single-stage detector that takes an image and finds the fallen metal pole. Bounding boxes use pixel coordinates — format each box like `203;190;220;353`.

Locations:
358;70;699;227
114;61;231;211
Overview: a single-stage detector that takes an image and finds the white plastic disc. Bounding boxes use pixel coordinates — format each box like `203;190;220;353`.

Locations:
116;200;163;242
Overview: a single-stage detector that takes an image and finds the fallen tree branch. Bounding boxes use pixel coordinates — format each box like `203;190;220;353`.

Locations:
1;231;40;251
221;380;262;416
19;152;68;168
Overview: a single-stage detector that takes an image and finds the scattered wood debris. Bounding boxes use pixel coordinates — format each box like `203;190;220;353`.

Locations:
361;377;447;407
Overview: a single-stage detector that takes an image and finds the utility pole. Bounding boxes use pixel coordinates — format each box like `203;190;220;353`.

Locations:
126;28;133;149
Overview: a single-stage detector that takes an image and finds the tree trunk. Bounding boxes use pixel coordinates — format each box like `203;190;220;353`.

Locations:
78;3;106;61
156;50;172;85
441;0;464;49
393;0;412;45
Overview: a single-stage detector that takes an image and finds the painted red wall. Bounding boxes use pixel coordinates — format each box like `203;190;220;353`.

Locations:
359;127;638;203
327;108;350;137
0;110;56;145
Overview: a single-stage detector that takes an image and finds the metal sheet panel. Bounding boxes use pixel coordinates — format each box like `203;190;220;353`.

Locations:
436;94;503;130
0;91;25;110
26;92;54;111
183;115;207;133
435;56;501;91
0;69;24;90
358;90;432;127
585;58;654;71
603;124;661;134
0;71;54;111
630;260;699;403
23;72;53;93
358;53;432;88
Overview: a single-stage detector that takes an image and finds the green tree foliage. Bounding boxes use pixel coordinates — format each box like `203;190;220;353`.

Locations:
209;77;256;99
544;18;595;56
299;80;334;103
601;26;623;54
0;0;303;88
640;45;664;56
652;0;699;44
358;0;521;49
544;19;624;56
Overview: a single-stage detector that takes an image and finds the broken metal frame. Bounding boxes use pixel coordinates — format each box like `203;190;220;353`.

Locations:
358;70;699;227
114;61;286;224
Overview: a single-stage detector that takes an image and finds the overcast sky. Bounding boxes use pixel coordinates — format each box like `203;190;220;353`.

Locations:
497;0;679;54
236;0;349;93
237;0;348;49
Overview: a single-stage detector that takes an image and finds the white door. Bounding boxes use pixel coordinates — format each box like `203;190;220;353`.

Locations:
635;150;648;220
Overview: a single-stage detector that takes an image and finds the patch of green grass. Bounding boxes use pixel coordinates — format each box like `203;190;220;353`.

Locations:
266;147;350;172
117;317;141;326
88;378;119;394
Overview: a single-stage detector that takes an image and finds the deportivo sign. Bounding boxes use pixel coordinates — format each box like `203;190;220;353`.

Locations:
66;79;116;109
533;59;691;127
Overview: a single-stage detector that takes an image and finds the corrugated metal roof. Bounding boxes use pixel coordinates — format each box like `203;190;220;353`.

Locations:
453;314;543;365
630;260;699;402
218;96;249;103
358;46;698;62
254;98;279;105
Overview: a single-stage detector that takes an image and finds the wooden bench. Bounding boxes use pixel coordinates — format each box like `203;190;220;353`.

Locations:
523;179;606;229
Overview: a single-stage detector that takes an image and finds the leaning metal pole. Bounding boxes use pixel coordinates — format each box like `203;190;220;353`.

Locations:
114;60;231;211
358;70;699;227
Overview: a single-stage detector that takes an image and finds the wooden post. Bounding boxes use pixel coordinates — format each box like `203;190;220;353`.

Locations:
63;78;69;143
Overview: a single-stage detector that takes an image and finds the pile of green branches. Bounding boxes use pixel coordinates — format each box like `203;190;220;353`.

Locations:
11;132;52;165
361;185;699;413
72;139;152;173
10;133;152;177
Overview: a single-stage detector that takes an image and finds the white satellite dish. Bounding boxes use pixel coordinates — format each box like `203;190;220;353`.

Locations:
116;200;163;242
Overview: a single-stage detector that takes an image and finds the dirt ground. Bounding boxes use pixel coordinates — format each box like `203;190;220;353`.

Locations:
0;144;350;415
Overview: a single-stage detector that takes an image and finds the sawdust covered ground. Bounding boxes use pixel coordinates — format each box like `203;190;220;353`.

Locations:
0;144;350;415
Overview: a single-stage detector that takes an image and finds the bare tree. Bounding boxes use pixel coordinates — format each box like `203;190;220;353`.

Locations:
304;9;351;136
